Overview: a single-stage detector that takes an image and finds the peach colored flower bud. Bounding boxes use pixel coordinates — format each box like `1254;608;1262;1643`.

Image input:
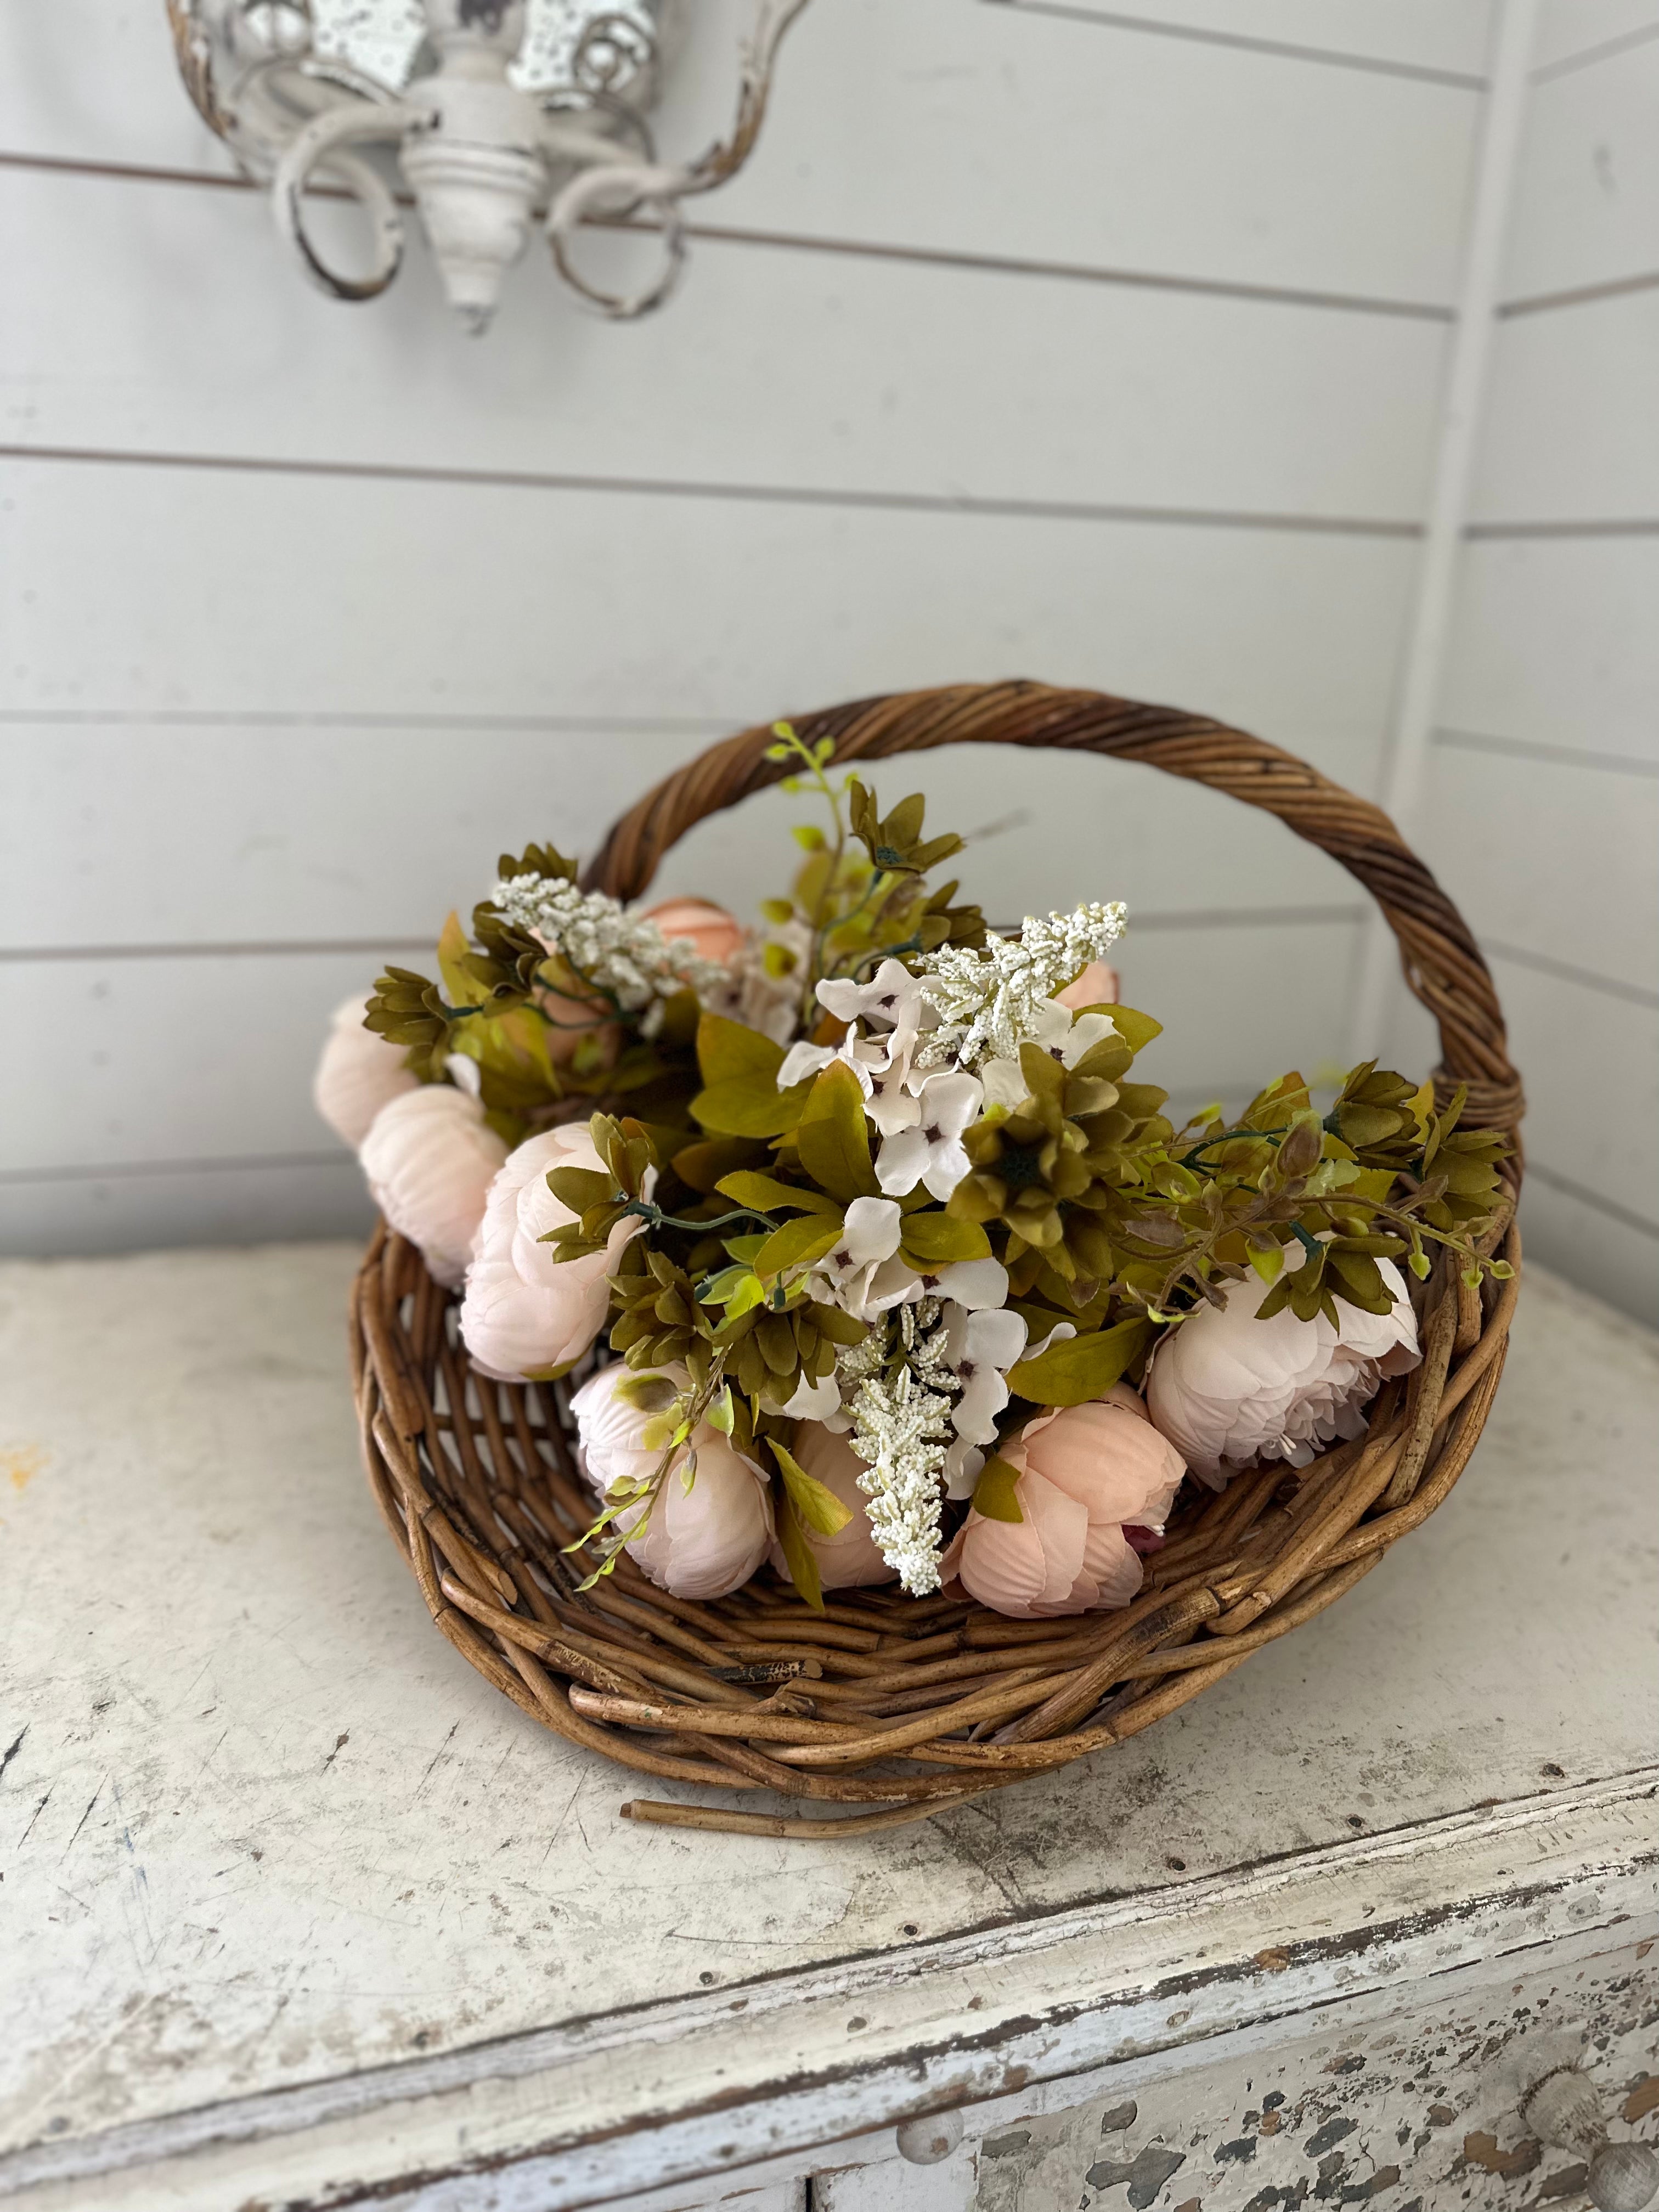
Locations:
769;1423;898;1592
1145;1258;1420;1486
641;896;746;971
360;1084;508;1289
313;994;418;1148
1056;960;1119;1011
941;1387;1185;1619
573;1364;774;1600
459;1124;648;1381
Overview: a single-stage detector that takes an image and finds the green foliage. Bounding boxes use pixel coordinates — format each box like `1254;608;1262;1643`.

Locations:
972;1456;1025;1523
795;1062;881;1202
847;780;964;877
691;1013;812;1137
1006;1318;1151;1405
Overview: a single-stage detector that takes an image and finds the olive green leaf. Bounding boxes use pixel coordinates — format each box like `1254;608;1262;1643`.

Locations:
753;1214;847;1278
715;1170;842;1218
796;1061;881;1202
496;840;578;884
898;1210;992;1271
775;1488;826;1612
693;1014;811;1136
847;781;964;877
972;1455;1025;1523
1098;1004;1162;1056
697;1012;788;1087
1006;1317;1152;1406
772;1440;854;1537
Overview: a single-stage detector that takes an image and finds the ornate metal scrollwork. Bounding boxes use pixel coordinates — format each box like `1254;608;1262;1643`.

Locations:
165;0;808;330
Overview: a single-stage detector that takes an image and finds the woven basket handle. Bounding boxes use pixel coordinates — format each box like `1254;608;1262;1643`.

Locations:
583;680;1523;1137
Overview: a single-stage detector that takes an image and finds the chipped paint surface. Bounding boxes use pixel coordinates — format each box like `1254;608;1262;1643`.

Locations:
810;1942;1658;2212
1;1249;1656;2209
961;1944;1659;2212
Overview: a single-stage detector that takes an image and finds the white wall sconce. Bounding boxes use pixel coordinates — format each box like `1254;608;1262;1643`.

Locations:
167;0;808;332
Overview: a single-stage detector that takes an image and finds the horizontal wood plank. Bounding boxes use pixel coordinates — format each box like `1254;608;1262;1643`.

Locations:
996;0;1494;76
1503;27;1659;303
1440;539;1659;758
0;726;1358;952
0;1158;371;1261
1531;0;1659;74
0;166;1447;524
0;0;1481;306
1487;953;1659;1216
1408;745;1659;996
1475;289;1659;522
1520;1166;1659;1328
0;454;1418;740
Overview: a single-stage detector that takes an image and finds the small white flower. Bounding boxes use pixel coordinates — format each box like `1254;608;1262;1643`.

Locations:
944;1437;985;1500
812;1195;922;1320
865;1055;924;1137
816;957;927;1035
941;1302;1030;1446
929;1256;1008;1310
980;1003;1119;1109
776;1025;896;1096
875;1071;984;1200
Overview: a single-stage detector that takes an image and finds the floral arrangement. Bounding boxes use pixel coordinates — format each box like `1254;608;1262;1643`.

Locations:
316;726;1513;1618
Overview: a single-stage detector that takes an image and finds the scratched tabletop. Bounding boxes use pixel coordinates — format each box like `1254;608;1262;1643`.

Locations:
1;1246;1655;2202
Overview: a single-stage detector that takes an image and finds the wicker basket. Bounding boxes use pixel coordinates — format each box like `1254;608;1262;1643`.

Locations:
351;681;1524;1839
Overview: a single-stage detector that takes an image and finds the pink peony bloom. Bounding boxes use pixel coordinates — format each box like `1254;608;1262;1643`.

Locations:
459;1124;649;1380
359;1084;508;1289
1145;1256;1421;1486
313;995;418;1148
641;896;746;970
941;1387;1185;1618
769;1422;898;1592
570;1360;689;1494
572;1364;773;1598
1057;960;1119;1011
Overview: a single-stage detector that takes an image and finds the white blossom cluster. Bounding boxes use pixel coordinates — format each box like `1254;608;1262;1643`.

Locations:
915;901;1129;1070
492;873;731;1015
837;1300;956;1595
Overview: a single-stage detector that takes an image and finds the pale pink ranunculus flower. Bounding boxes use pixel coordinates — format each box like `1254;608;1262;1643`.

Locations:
641;896;746;970
570;1360;690;1494
1057;960;1119;1011
769;1421;897;1592
1144;1256;1421;1487
459;1124;650;1380
313;994;419;1148
359;1084;509;1289
571;1364;774;1599
941;1387;1185;1619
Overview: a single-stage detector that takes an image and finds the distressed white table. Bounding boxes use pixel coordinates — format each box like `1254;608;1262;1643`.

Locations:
1;1248;1655;2212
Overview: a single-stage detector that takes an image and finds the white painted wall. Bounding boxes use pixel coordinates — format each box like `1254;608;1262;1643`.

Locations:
15;0;1610;1293
1384;0;1659;1325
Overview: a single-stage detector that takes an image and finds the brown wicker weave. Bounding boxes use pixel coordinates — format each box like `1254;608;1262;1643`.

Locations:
351;682;1523;1839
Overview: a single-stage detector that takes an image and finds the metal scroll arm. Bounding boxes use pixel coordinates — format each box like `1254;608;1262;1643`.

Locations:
272;98;421;302
543;0;812;319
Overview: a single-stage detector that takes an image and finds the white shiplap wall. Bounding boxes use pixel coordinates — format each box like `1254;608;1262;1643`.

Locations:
1;0;1510;1259
1385;0;1659;1326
